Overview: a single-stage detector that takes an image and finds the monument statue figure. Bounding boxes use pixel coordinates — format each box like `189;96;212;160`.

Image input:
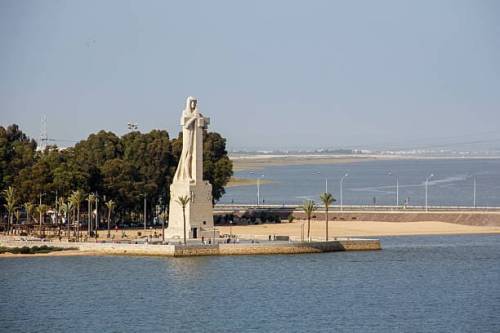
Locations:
166;96;215;240
175;97;200;181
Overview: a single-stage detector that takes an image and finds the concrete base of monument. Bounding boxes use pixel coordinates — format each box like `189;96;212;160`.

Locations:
0;238;381;257
167;180;214;239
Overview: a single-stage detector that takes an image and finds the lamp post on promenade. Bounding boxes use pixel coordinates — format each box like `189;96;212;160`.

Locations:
95;192;99;236
340;173;349;211
314;171;328;194
39;193;45;236
250;172;265;207
143;193;147;230
425;173;434;212
389;171;399;207
473;176;477;208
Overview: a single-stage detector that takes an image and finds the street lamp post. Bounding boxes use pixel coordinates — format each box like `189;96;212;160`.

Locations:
95;192;99;236
143;194;147;230
389;172;399;207
473;176;477;208
314;171;328;194
39;193;45;236
54;190;58;227
250;172;265;207
425;174;434;212
340;173;349;211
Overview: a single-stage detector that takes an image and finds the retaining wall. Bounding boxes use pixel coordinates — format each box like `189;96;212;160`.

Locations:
1;239;381;257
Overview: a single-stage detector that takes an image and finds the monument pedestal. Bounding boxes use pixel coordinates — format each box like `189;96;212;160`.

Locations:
166;180;214;240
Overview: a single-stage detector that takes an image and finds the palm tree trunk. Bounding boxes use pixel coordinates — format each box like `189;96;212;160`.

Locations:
107;210;111;238
325;208;329;241
88;201;91;237
182;207;187;245
77;206;80;241
307;217;311;241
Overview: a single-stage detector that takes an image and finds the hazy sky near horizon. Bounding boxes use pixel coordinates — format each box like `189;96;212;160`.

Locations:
1;0;499;150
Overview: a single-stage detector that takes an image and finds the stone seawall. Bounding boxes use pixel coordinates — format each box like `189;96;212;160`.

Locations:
1;239;381;257
0;240;176;256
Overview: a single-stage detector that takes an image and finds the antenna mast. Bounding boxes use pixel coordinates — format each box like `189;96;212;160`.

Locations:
40;115;48;151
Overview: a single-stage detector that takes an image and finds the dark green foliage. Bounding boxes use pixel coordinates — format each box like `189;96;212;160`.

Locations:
0;245;77;254
0;125;37;204
0;124;232;218
203;132;233;202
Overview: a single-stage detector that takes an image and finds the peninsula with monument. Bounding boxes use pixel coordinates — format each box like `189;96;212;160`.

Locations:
0;96;382;256
2;96;500;258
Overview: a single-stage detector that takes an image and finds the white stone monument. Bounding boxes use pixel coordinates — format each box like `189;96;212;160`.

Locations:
166;96;214;240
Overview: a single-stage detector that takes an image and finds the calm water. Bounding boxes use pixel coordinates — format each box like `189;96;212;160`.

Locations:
222;158;500;206
1;235;499;332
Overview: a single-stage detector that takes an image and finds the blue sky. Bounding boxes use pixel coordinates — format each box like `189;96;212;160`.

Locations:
1;0;499;150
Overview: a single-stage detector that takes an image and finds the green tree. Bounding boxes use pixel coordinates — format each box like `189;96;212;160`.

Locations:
320;193;336;241
59;199;72;238
121;130;175;205
69;190;83;240
105;199;116;238
302;200;315;242
176;195;191;245
101;159;140;213
3;186;17;234
87;193;96;235
203;132;233;203
15;209;21;225
0;125;37;195
56;197;66;237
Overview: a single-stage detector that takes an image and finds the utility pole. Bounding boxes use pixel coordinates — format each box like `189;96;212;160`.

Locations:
340;173;349;211
95;193;99;235
54;190;58;227
425;174;433;212
473;176;477;208
144;194;147;230
39;193;43;236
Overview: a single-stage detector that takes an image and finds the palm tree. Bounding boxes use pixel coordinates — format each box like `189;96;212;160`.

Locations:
320;193;336;241
24;202;34;225
70;190;83;240
36;204;49;237
15;209;21;224
24;202;34;235
159;209;168;242
71;190;83;224
3;186;17;234
57;197;66;236
105;200;115;238
59;200;71;239
65;198;74;241
302;200;315;242
176;195;191;245
87;193;95;236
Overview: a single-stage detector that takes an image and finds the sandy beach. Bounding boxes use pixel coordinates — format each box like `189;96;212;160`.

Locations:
218;220;500;238
226;177;273;187
230;154;376;171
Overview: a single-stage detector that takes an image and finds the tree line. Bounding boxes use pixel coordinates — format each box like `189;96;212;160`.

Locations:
0;124;233;230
